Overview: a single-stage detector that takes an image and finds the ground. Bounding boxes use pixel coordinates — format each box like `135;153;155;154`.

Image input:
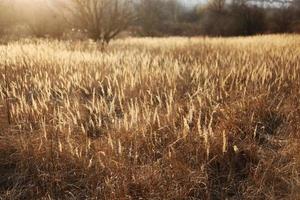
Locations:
0;35;300;199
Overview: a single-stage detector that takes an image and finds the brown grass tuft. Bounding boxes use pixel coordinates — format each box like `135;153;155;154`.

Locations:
0;35;300;199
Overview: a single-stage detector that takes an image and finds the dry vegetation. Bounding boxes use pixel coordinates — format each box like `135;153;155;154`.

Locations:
0;35;300;199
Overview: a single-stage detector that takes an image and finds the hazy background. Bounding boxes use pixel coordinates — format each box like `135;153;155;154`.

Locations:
0;0;299;42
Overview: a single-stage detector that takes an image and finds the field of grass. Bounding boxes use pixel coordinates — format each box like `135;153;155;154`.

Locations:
0;35;300;199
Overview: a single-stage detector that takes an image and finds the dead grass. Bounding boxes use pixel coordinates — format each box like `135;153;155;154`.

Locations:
0;35;300;199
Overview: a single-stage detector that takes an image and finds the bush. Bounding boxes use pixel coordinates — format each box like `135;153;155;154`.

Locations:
198;1;265;36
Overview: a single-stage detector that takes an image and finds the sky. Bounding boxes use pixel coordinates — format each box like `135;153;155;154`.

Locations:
181;0;204;7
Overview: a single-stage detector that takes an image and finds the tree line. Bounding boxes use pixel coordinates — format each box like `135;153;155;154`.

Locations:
0;0;300;43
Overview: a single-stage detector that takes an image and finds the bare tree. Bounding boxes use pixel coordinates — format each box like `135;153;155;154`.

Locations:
293;0;300;8
64;0;134;43
207;0;226;12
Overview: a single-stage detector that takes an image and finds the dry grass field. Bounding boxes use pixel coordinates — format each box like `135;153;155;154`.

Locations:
0;35;300;199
